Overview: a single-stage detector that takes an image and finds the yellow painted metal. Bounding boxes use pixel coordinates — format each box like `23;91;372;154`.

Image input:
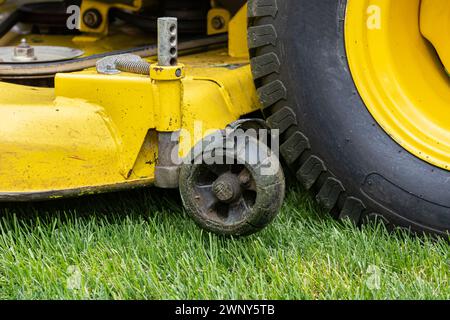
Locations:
150;64;185;80
0;49;258;197
79;0;143;35
55;73;156;179
228;4;249;59
0;4;259;198
150;64;185;132
207;8;231;36
345;0;450;170
420;0;450;73
0;84;147;193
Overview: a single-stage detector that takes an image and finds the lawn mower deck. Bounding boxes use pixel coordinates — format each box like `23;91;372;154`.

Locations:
0;49;257;200
0;2;285;236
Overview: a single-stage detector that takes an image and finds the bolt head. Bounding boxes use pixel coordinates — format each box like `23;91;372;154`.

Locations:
213;181;235;202
83;9;102;29
212;173;242;203
212;16;226;30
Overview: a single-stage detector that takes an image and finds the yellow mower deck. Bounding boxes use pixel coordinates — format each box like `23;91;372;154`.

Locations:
0;5;259;201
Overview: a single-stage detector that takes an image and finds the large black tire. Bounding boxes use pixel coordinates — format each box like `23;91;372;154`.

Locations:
248;0;450;236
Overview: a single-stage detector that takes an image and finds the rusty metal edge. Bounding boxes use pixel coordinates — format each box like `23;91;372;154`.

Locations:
0;179;154;202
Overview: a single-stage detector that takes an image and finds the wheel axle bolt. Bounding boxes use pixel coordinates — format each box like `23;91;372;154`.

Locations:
213;181;234;202
212;173;241;203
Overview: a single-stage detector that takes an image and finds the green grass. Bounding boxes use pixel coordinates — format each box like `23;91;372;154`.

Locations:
0;186;448;300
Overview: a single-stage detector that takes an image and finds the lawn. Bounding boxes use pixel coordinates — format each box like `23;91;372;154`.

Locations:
0;185;448;300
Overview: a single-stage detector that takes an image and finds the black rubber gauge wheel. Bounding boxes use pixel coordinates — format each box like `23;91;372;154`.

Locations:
179;131;285;236
248;0;450;236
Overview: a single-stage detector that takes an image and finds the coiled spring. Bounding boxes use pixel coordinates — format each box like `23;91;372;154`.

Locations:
115;58;151;75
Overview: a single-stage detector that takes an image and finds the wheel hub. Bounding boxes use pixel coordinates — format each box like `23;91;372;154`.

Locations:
345;0;450;170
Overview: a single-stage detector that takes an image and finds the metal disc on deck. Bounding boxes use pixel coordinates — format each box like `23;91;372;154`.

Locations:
0;40;84;63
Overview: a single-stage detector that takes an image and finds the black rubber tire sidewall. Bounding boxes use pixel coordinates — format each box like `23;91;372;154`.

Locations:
250;0;450;235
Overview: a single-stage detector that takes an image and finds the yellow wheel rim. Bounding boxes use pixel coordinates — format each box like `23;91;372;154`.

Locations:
345;0;450;170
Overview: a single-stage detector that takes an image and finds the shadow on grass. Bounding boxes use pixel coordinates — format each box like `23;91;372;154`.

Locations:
0;181;326;242
0;181;417;243
0;187;184;226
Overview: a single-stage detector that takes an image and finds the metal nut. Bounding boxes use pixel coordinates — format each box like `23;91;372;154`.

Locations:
12;39;36;62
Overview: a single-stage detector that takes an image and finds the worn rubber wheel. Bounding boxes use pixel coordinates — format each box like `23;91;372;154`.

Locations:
179;131;285;236
248;0;450;236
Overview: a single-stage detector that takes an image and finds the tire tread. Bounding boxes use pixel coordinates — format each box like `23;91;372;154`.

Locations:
248;0;367;224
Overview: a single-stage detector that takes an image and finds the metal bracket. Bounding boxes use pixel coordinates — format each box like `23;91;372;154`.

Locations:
153;17;185;189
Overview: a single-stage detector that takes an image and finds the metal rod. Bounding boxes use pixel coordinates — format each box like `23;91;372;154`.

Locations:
157;17;178;67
